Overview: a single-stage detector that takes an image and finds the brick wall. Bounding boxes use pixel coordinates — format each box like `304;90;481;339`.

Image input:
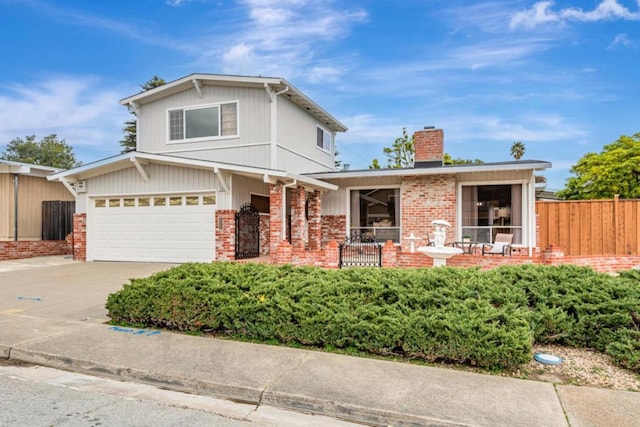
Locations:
290;187;306;251
321;215;346;246
0;240;70;261
259;214;270;256
269;184;284;256
72;213;86;261
215;210;236;261
308;190;322;250
401;175;456;252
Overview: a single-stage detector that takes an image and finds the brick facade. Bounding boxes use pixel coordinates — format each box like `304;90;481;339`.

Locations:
269;184;284;256
215;210;236;261
321;215;347;246
307;190;322;250
290;186;306;251
0;240;71;261
401;175;456;252
72;213;86;261
259;214;270;256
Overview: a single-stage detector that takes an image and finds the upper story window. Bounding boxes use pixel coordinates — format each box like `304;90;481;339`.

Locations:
168;101;238;142
316;126;332;152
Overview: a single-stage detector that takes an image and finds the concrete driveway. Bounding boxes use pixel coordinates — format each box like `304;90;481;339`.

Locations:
0;256;176;324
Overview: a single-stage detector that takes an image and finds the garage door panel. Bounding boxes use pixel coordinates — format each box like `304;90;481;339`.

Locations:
90;195;216;263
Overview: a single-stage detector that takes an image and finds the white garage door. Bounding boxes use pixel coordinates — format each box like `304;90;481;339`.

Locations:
89;194;216;263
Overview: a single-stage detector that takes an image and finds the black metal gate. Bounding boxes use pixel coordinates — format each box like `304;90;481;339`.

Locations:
235;203;260;259
42;200;75;240
339;234;382;268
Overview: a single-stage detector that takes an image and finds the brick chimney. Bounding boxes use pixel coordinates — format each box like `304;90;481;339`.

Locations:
413;126;444;168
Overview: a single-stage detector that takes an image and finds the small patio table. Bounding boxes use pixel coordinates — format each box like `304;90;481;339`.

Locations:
451;241;479;255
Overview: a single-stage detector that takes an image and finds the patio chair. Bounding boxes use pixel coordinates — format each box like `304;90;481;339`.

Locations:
481;233;514;256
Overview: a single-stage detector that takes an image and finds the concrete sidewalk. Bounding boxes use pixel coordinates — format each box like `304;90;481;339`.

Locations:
2;315;639;426
1;258;639;426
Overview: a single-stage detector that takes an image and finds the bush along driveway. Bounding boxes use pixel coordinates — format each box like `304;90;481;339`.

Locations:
106;263;640;374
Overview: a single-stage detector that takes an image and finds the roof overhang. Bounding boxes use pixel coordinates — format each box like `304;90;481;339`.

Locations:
119;73;347;133
0;160;61;177
306;161;553;180
47;152;338;192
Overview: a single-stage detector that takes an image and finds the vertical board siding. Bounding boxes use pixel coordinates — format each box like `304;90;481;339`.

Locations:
0;175;12;239
1;176;74;240
140;85;270;155
537;197;640;255
276;96;334;173
87;164;217;195
231;175;270;211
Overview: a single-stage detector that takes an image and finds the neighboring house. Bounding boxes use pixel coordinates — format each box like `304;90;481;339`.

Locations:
48;73;550;265
0;160;75;260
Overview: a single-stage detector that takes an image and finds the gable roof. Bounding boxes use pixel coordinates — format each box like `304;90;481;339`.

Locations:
120;73;348;133
47;151;338;192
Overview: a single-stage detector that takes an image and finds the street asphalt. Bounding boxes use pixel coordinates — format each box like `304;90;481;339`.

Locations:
1;256;638;426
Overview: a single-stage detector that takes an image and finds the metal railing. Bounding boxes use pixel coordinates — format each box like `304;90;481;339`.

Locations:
339;234;383;268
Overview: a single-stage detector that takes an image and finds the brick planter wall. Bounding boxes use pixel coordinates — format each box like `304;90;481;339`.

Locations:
0;240;71;261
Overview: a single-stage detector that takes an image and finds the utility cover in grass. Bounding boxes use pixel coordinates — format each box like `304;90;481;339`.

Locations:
534;353;563;365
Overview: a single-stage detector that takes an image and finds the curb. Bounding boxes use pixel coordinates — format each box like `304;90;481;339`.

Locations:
7;347;460;427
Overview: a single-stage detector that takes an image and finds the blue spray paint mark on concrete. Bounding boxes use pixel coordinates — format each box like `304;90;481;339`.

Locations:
109;326;160;337
17;296;41;301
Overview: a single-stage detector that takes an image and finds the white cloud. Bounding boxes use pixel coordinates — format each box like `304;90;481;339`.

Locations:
209;1;367;80
608;33;636;48
0;77;128;161
510;0;640;30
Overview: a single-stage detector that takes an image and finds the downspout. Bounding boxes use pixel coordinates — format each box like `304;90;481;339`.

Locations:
13;174;18;241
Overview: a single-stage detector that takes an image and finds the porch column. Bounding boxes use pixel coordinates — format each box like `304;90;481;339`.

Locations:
308;190;322;250
72;213;86;261
290;186;306;251
269;183;284;255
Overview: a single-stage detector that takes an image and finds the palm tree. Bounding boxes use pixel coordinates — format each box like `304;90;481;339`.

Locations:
510;141;525;161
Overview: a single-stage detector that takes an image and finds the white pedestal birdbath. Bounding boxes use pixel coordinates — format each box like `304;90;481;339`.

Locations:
417;220;462;267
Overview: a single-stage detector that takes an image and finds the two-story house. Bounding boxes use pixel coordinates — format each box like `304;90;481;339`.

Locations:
48;73;550;265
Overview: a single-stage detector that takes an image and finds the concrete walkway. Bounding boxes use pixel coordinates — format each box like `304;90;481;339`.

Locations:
1;257;639;426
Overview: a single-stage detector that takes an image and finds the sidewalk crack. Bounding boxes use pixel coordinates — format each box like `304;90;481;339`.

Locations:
254;351;310;411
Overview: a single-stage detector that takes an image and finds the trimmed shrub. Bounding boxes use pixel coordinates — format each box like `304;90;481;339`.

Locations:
106;263;640;372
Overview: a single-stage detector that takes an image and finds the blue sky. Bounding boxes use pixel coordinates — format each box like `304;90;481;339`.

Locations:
1;0;638;189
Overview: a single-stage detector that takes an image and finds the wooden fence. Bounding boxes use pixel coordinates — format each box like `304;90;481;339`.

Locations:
536;196;640;256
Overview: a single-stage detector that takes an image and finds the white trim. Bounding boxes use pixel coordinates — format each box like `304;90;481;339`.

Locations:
308;161;552;180
150;141;270;155
345;184;402;243
456;179;531;246
277;143;334;170
315;124;332;153
119;74;348;133
166;100;239;144
88;188;217;198
131;157;149;182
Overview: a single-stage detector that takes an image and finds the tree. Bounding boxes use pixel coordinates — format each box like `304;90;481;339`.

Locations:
370;128;484;169
510;141;525;160
443;153;484;165
120;76;166;153
557;132;640;200
1;134;80;169
370;128;414;169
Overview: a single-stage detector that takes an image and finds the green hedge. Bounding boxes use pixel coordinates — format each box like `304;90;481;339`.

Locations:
106;263;640;372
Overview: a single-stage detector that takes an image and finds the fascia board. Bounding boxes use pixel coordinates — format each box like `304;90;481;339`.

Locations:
307;161;553;180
